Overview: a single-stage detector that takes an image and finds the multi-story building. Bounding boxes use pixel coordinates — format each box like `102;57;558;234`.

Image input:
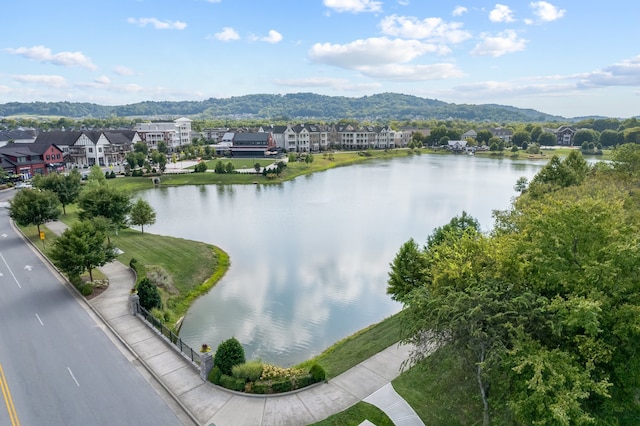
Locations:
135;117;192;151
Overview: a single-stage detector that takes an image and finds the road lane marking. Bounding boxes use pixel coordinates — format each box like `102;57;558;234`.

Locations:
0;363;21;426
35;313;43;326
67;367;80;387
0;253;21;288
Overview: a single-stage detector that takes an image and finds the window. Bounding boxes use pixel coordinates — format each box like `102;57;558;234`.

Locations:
88;147;93;153
98;147;102;153
56;154;61;159
46;155;50;160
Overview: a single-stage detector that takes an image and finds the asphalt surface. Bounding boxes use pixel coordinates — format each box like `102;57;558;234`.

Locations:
0;189;192;426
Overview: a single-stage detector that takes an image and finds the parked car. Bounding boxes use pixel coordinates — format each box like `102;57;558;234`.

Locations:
15;182;33;189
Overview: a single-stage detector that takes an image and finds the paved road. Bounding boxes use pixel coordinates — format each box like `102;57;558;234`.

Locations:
0;190;188;425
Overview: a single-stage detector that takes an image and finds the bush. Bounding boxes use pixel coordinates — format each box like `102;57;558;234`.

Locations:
252;381;272;394
137;277;162;310
232;361;263;382
219;374;246;392
208;366;222;385
271;378;293;393
194;162;208;173
296;374;316;389
309;363;326;382
80;283;94;296
214;337;246;375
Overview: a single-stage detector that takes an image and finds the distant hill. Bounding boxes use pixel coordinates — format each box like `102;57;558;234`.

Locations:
0;92;565;122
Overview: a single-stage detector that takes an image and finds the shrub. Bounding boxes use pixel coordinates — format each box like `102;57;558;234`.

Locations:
232;361;263;382
80;283;93;296
296;374;316;389
137;277;162;310
219;374;246;392
309;364;326;382
214;337;246;375
252;381;272;394
194;162;208;173
260;364;305;380
271;378;293;393
208;366;222;385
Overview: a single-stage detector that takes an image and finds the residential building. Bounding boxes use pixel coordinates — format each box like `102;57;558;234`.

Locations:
0;129;36;147
552;125;576;146
490;128;513;143
135;117;192;151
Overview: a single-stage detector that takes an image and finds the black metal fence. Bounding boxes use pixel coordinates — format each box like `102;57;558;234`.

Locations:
137;304;199;366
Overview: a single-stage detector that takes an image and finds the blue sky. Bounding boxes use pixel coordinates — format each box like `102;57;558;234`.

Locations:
1;0;639;118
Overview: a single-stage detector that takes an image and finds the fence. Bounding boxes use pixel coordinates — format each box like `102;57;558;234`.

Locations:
136;304;200;367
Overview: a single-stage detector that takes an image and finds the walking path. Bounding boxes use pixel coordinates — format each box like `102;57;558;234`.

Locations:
46;219;424;426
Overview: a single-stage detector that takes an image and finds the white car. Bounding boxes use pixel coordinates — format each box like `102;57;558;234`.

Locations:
15;182;33;189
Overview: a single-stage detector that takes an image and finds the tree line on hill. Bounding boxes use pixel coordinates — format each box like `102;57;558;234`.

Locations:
0;93;565;122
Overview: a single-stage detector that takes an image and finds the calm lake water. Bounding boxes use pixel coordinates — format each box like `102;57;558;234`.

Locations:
138;154;546;366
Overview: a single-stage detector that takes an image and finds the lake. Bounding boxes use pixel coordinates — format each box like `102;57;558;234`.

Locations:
138;153;546;366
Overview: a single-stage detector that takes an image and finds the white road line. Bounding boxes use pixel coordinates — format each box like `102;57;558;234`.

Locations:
0;252;21;288
67;367;80;387
35;313;43;326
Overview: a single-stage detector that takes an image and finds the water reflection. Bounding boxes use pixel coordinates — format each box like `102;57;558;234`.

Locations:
139;154;545;366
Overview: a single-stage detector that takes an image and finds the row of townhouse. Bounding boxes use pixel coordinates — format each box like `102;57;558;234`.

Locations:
204;124;414;152
1;130;141;177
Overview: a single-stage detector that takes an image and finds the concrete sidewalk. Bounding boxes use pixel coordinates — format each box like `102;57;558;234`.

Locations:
46;220;424;426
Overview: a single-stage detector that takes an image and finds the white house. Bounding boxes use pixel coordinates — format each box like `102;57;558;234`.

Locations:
135;117;193;151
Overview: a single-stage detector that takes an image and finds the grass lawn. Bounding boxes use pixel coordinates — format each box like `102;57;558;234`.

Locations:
392;344;484;425
309;402;394;426
299;311;405;378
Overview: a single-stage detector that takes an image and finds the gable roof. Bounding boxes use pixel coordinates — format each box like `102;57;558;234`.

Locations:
34;131;84;146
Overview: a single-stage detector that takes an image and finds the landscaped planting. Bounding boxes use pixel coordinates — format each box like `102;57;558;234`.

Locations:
208;339;326;394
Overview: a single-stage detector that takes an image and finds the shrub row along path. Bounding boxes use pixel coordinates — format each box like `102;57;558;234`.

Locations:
46;219;424;426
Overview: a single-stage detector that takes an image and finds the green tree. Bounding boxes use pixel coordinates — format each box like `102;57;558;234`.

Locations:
129;199;156;234
476;129;492;145
623;126;640;143
224;162;234;174
214;337;246;376
157;141;168;154
78;185;132;231
386;238;428;303
151;151;167;172
573;129;598;146
9;188;61;233
134;141;149;155
49;219;116;281
87;164;106;185
33;170;82;214
511;130;531;147
537;132;557;146
194;161;208;173
611;143;640;176
136;277;162;310
214;160;225;174
530;125;543;142
598;129;621;147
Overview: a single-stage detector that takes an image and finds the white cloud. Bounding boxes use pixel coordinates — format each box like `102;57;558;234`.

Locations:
12;74;67;88
398;0;410;5
0;85;11;94
309;37;443;68
578;55;640;87
323;0;382;13
113;66;135;76
471;30;527;57
214;27;240;41
261;30;283;44
357;63;465;80
380;15;471;44
453;6;468;16
6;45;97;70
489;4;515;23
94;75;111;85
273;77;382;92
127;17;187;30
530;1;565;22
206;0;221;3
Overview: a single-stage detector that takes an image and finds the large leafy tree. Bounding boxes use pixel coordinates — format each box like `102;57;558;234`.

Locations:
49;219;116;281
78;185;132;231
398;157;640;424
33;170;82;214
129;199;156;234
9;188;61;233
